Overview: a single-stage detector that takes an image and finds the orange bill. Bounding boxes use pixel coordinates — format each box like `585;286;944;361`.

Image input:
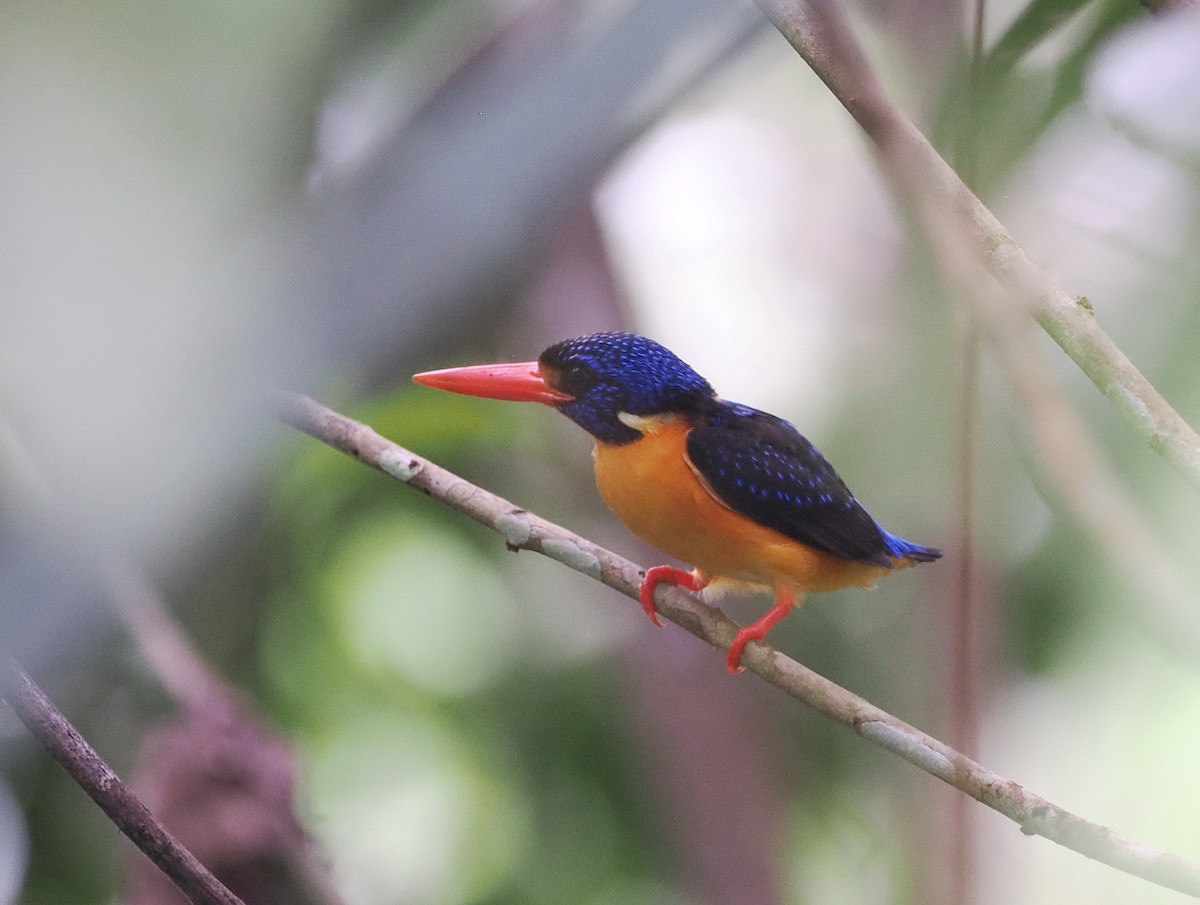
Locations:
413;361;572;406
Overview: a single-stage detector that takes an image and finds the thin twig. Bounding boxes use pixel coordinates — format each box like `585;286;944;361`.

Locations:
1;407;236;713
950;313;982;905
950;1;989;897
753;0;1200;491
103;561;241;716
2;662;244;905
277;393;1200;899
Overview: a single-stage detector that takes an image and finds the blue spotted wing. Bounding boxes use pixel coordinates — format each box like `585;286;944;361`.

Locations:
685;404;894;565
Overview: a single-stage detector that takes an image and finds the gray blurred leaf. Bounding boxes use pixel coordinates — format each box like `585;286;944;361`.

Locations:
1087;8;1200;160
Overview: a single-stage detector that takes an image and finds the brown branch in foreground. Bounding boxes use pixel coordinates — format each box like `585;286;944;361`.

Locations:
277;393;1200;899
2;662;244;905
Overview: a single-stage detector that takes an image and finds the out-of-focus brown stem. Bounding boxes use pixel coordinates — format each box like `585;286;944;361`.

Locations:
2;662;244;905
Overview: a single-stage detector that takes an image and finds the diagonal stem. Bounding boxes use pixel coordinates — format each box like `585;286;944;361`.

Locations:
2;662;244;905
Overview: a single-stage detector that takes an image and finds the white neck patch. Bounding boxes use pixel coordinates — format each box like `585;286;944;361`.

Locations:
617;411;676;434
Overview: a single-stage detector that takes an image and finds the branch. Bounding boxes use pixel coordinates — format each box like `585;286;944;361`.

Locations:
104;561;244;716
277;393;1200;899
2;662;244;905
752;0;1200;491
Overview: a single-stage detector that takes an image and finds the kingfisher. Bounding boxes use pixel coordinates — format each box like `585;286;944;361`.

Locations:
413;332;940;673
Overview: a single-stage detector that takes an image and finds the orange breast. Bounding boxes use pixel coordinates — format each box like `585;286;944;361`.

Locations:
592;419;892;595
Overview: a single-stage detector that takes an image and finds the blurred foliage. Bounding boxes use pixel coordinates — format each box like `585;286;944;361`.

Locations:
934;0;1144;189
5;0;1200;904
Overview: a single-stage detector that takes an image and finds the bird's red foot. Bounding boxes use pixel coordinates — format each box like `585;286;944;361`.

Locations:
727;590;795;674
639;565;704;627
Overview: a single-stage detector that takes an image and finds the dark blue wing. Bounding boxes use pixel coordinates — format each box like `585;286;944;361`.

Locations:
685;403;895;565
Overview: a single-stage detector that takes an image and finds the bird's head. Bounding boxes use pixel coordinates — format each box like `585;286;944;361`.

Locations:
413;332;716;444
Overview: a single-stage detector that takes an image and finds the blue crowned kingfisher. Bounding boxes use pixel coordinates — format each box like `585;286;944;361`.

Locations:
414;332;941;673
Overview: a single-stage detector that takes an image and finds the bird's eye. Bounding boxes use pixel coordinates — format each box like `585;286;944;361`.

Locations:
561;362;595;395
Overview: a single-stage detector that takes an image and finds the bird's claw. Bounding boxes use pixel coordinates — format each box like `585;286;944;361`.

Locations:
727;630;754;674
725;591;796;674
639;565;702;627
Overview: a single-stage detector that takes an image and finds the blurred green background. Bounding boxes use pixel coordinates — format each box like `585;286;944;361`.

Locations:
2;0;1200;904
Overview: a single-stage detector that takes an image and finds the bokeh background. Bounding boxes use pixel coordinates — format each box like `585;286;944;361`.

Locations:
2;0;1200;903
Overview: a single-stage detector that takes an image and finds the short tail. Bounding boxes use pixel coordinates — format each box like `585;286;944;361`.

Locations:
882;530;942;563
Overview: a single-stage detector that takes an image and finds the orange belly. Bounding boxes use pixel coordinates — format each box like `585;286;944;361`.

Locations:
592;419;893;595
